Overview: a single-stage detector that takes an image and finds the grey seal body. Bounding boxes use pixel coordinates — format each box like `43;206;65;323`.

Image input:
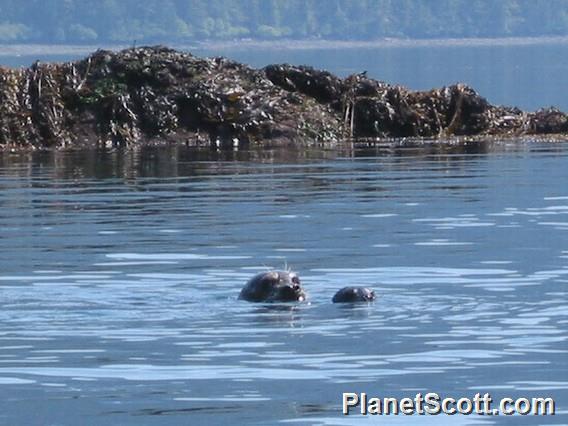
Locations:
332;287;376;303
239;270;306;302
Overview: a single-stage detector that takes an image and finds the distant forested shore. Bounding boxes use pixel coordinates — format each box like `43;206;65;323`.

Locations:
0;0;567;44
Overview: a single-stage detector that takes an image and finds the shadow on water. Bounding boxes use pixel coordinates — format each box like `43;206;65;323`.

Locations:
134;405;242;416
330;303;375;321
239;304;307;328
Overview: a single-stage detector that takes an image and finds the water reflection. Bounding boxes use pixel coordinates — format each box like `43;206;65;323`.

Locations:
3;139;566;181
244;305;306;327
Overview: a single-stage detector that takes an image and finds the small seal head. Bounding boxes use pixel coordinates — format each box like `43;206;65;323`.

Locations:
239;271;306;303
332;287;376;303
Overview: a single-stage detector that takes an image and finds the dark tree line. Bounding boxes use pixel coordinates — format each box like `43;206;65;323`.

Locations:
0;0;567;43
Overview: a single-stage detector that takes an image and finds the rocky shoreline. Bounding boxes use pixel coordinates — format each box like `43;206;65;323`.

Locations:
0;45;567;150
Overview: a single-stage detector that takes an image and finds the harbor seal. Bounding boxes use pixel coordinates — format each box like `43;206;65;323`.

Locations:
332;287;376;303
239;270;306;302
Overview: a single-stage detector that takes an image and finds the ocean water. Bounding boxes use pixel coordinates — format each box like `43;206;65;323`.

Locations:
0;141;566;425
0;43;567;424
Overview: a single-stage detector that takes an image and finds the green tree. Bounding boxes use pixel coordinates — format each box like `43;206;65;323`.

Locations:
0;0;567;44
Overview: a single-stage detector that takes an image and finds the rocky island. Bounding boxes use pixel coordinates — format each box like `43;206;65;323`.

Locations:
0;46;566;150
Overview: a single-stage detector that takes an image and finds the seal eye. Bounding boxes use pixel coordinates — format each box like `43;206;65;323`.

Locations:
291;275;300;285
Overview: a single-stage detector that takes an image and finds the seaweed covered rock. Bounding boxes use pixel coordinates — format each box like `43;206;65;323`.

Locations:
346;79;491;138
0;46;341;149
529;107;568;134
0;46;566;150
264;64;344;108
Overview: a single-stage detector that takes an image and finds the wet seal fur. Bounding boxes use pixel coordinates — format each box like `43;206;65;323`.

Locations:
239;270;306;302
332;287;376;303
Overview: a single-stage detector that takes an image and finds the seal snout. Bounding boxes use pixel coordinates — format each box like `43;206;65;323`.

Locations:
280;272;306;301
290;273;301;290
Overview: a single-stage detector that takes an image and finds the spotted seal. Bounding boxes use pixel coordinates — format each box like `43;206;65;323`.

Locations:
332;287;376;303
239;270;306;302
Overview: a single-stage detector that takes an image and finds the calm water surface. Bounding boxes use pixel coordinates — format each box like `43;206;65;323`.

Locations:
0;142;567;425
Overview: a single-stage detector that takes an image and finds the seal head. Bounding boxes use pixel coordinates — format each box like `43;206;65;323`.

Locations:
332;287;376;303
239;271;306;303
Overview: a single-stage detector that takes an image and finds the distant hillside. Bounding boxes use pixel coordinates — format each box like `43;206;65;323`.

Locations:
0;0;567;44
